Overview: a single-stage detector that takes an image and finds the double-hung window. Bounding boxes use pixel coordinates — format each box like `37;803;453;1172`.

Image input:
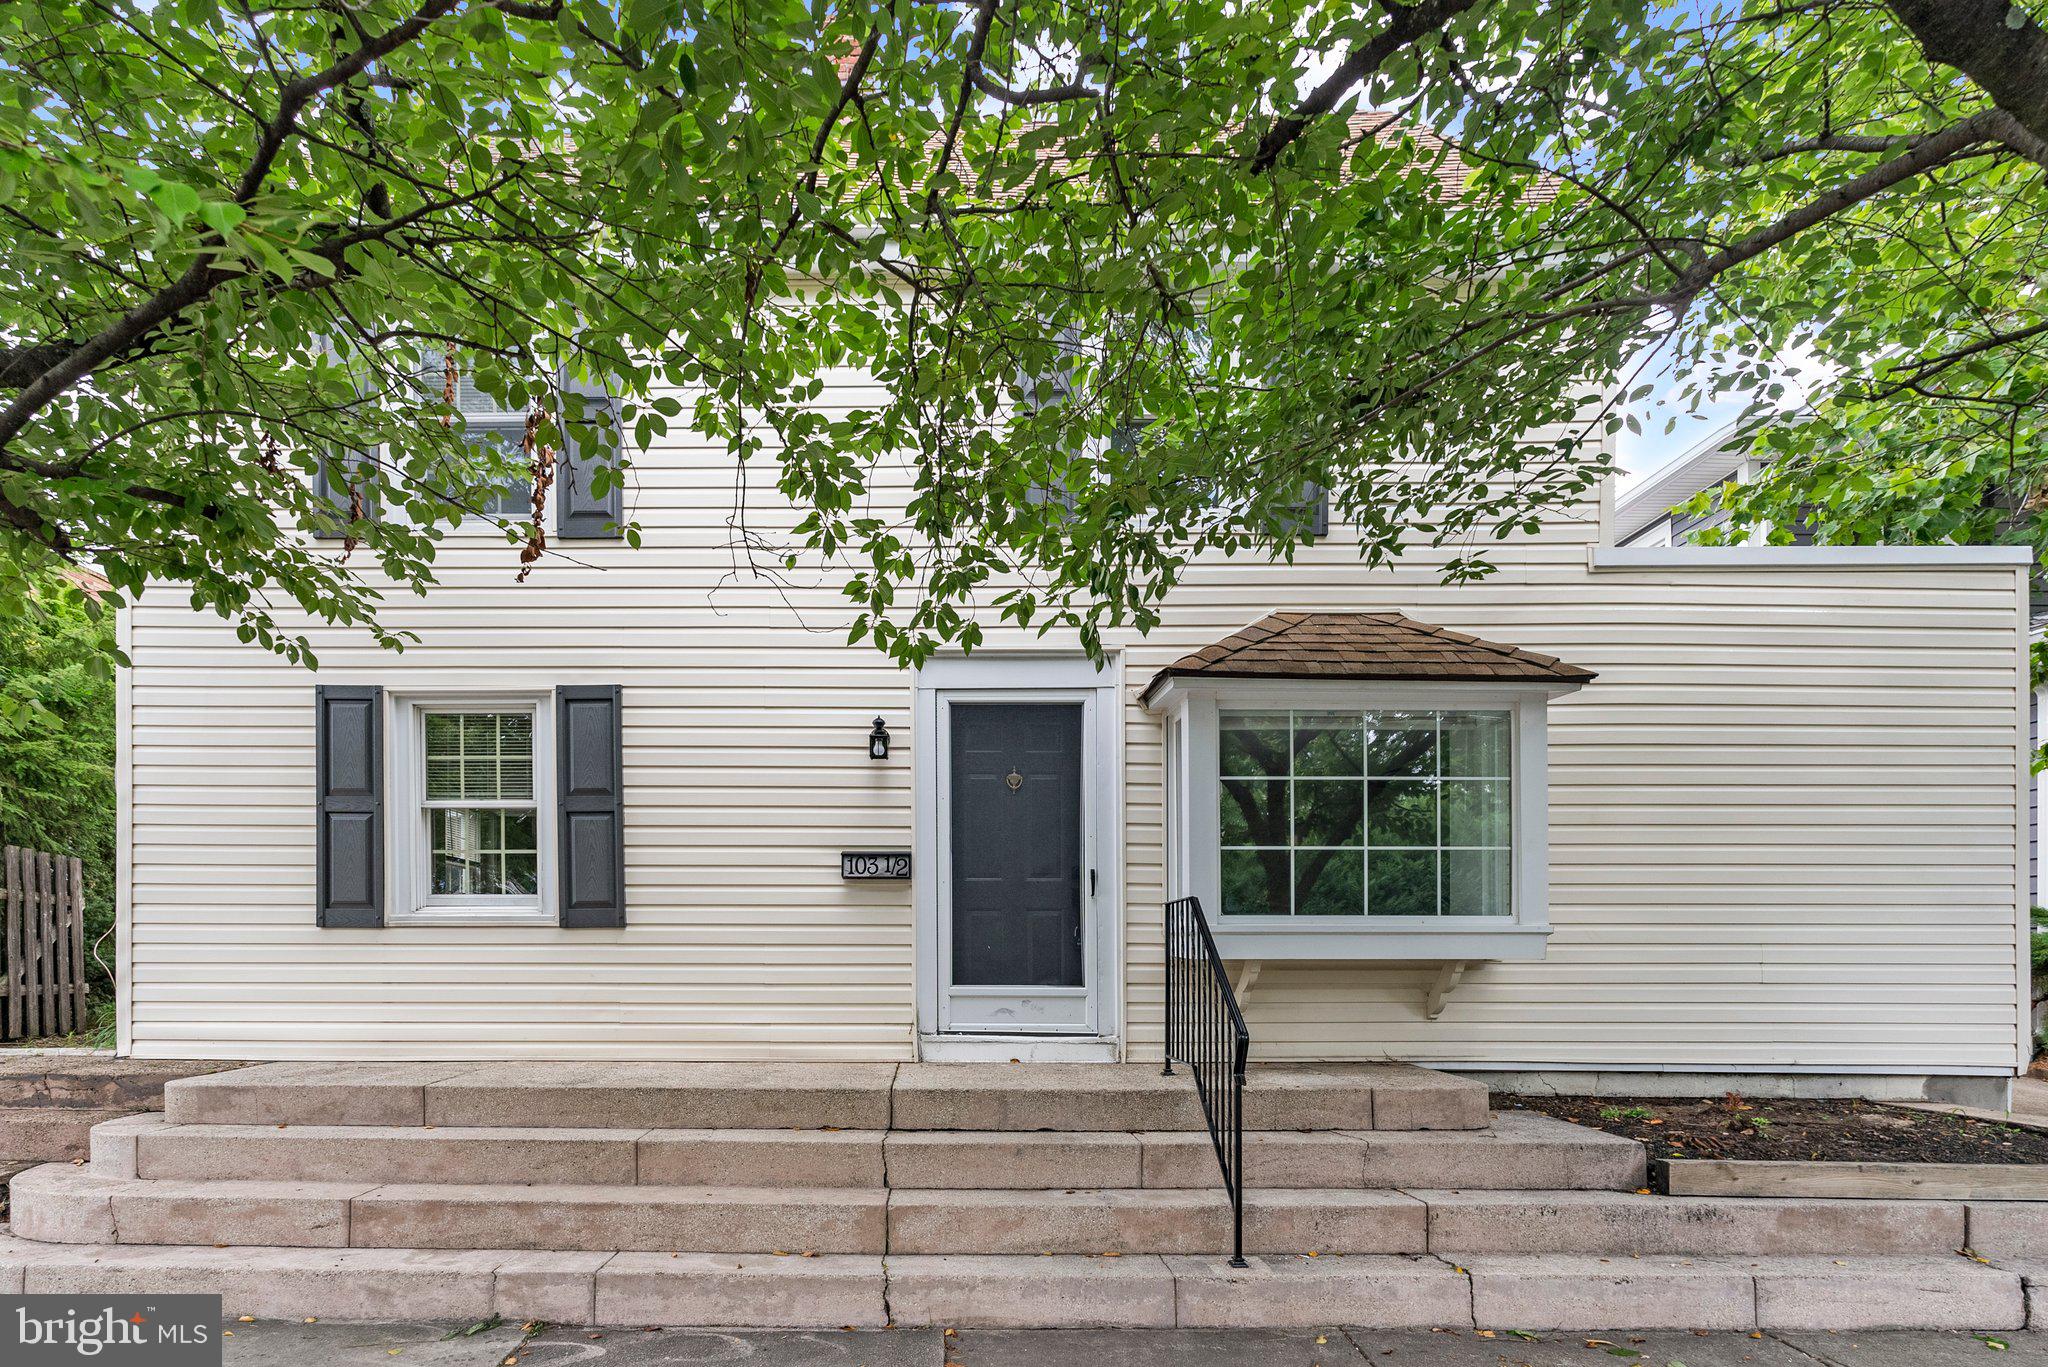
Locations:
447;370;538;521
389;694;556;923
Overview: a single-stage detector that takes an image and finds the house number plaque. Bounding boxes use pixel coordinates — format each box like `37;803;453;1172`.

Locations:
840;850;912;880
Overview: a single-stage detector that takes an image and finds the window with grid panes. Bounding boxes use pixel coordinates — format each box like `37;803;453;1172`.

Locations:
422;710;539;897
1216;709;1512;918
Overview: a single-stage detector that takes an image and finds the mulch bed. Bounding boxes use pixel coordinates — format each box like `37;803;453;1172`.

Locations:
1503;1092;2048;1166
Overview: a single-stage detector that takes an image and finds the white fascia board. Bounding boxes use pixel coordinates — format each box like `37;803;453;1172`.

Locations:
1590;545;2034;571
1141;674;1585;714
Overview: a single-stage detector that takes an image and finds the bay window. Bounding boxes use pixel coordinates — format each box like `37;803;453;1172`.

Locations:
1149;679;1569;961
1218;707;1514;919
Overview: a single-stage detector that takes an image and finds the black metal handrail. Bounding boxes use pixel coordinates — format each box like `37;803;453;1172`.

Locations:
1161;895;1250;1267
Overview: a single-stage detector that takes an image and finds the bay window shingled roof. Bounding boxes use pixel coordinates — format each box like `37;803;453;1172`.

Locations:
1139;611;1595;703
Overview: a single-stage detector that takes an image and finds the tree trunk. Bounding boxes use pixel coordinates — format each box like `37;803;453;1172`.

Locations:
1886;0;2048;149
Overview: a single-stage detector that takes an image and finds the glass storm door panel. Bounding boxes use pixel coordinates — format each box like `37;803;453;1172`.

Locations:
942;700;1091;1032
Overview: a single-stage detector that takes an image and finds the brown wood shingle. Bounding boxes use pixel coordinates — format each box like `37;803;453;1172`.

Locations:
1139;611;1595;703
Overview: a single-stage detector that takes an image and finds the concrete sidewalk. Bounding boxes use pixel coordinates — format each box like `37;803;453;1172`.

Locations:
220;1320;2038;1366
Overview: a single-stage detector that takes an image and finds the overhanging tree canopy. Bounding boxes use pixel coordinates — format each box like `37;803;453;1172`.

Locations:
1;0;2043;662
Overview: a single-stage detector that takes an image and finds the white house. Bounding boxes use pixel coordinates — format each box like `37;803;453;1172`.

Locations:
113;382;2034;1110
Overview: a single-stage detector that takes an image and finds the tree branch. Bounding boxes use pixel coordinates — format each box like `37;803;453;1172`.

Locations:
1250;0;1478;173
1659;108;2011;308
926;0;999;215
968;60;1099;106
0;0;468;455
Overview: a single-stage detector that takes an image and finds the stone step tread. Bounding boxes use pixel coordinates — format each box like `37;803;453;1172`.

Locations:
0;1104;148;1162
163;1060;1488;1132
1419;1187;1969;1256
0;1233;2021;1330
90;1109;1642;1190
13;1163;1975;1260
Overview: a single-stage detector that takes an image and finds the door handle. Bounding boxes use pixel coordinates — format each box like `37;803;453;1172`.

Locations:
1089;868;1097;897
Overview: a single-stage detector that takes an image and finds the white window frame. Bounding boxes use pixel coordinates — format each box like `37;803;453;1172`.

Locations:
1146;676;1573;962
411;359;553;537
386;690;557;925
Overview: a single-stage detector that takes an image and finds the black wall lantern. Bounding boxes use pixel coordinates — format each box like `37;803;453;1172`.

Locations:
867;716;891;760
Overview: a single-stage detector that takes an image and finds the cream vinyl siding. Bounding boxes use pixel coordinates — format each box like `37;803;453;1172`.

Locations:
119;374;2028;1072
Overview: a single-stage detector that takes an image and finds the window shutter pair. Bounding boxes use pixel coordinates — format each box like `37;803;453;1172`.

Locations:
309;369;624;538
313;685;626;928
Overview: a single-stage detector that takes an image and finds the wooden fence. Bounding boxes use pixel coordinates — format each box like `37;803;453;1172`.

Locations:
3;845;90;1041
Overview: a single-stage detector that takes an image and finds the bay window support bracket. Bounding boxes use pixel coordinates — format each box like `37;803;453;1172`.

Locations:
1230;959;1263;1011
1424;961;1468;1020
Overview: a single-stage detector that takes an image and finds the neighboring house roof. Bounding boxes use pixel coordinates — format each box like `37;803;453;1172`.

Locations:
1139;610;1595;703
1613;421;1755;544
59;566;110;599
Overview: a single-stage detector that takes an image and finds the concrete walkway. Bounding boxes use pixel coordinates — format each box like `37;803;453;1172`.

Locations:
220;1320;2038;1366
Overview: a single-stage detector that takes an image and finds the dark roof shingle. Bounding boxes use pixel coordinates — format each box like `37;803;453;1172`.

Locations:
1139;611;1594;703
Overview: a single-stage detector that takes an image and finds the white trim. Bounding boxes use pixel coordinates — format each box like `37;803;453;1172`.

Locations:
917;1035;1121;1063
1433;1061;2023;1079
912;654;1123;1053
1591;545;2034;570
2019;578;2035;1073
114;604;134;1056
1149;678;1564;963
1209;926;1550;961
384;690;557;926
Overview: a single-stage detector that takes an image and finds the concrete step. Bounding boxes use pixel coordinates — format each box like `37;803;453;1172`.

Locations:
1422;1188;1968;1256
888;1061;1485;1131
10;1164;891;1254
1965;1200;2048;1258
162;1060;1489;1133
13;1165;1426;1257
0;1104;141;1162
162;1062;899;1130
91;1108;1640;1191
1135;1111;1645;1191
19;1156;1963;1260
0;1234;2021;1330
886;1187;1428;1255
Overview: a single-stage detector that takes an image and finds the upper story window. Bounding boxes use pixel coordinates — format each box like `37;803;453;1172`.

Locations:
447;370;538;520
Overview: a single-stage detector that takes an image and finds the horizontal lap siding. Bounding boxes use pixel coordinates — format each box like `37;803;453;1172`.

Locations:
1117;559;2025;1073
122;384;2024;1069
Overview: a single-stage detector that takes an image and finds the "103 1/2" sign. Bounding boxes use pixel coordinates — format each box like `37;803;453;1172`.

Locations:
840;850;912;880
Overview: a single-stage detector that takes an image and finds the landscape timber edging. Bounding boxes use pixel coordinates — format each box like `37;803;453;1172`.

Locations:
1654;1157;2048;1201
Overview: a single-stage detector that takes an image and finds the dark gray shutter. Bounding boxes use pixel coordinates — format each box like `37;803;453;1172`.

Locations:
558;370;623;539
315;685;384;927
310;449;378;540
1275;481;1329;540
557;685;625;927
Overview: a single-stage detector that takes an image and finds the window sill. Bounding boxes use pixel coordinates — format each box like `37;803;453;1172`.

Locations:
386;911;554;928
1206;921;1550;962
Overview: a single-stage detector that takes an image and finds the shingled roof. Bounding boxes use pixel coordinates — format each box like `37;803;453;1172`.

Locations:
1139;611;1595;703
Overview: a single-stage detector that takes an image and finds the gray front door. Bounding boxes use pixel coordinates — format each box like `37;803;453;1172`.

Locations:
940;700;1093;1032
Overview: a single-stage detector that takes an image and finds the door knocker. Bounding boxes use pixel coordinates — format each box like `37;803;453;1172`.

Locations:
1005;768;1024;791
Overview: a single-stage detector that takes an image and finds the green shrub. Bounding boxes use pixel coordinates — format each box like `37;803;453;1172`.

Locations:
0;577;117;1005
